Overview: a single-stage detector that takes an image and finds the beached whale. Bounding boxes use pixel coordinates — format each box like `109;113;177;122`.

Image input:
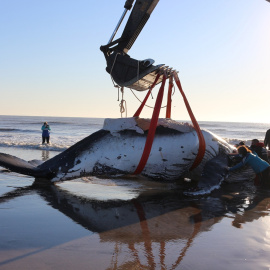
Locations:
0;118;234;184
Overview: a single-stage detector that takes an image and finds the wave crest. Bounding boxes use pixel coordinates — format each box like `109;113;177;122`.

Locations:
0;141;67;151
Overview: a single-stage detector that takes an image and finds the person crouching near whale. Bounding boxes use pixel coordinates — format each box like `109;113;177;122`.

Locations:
228;145;270;186
41;122;51;144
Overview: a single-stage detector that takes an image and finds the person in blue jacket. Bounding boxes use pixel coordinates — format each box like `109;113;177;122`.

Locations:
229;145;270;186
41;122;51;144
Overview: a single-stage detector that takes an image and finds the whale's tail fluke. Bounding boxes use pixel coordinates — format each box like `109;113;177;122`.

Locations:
0;153;53;179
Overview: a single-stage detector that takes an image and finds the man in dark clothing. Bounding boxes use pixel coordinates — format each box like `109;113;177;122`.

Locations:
250;139;268;163
264;129;270;149
41;122;51;144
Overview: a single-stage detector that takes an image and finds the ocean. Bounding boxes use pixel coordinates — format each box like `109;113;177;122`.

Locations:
0;115;269;152
1;115;270;269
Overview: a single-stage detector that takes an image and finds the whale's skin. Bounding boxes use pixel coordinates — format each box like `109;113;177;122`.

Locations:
0;118;234;182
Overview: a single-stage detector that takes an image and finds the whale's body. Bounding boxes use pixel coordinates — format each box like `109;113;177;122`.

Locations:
0;118;234;183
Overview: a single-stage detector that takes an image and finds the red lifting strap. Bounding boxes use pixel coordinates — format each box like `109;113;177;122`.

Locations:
133;75;167;175
173;72;206;170
133;74;161;117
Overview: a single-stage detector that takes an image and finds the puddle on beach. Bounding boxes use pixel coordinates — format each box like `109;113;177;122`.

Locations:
0;146;60;163
55;176;180;201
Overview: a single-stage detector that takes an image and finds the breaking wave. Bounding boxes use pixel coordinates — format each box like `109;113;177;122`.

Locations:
0;141;68;152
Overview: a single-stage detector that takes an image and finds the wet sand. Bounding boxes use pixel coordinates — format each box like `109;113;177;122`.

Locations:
1;148;270;269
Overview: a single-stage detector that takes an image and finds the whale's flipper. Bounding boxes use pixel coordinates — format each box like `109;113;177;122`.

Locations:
185;154;229;195
0;153;53;179
198;154;229;189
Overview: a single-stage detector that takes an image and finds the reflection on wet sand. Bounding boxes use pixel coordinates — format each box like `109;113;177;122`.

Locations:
1;179;270;269
231;196;270;229
41;150;50;161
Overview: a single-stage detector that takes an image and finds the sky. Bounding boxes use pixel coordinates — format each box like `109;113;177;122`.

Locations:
0;0;270;123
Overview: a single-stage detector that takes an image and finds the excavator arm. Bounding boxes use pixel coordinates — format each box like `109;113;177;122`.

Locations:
100;0;164;91
105;0;159;54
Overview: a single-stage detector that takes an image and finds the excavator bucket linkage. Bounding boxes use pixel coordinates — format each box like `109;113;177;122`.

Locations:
101;50;165;91
100;0;162;91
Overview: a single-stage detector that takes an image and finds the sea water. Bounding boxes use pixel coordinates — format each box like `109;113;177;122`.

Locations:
0;115;269;152
0;115;104;151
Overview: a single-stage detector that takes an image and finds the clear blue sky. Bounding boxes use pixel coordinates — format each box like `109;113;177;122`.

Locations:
1;0;269;122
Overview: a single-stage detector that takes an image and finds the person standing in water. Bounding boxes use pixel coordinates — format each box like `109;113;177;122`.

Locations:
41;122;51;144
